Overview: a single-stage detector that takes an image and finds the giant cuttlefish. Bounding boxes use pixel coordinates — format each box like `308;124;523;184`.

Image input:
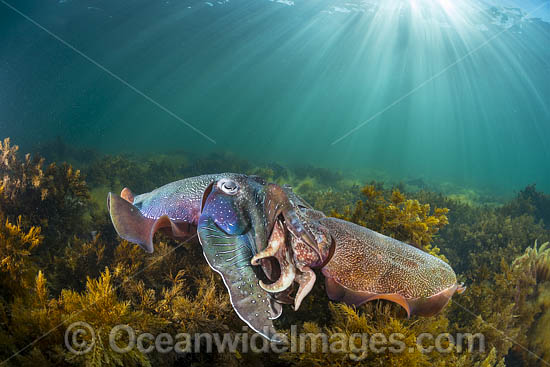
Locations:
108;173;464;341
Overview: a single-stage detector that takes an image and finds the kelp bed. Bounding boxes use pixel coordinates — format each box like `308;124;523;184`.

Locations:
1;137;550;367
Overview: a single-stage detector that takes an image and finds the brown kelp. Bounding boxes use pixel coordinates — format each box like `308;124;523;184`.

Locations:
331;184;449;250
0;137;549;366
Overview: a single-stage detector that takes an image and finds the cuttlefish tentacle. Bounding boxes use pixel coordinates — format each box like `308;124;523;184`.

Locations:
293;265;316;311
251;225;284;266
268;297;283;320
253;208;334;309
108;173;465;342
272;288;295;305
255;220;296;293
263;184;317;254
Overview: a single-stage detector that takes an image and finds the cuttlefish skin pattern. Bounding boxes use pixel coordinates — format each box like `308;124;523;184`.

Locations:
319;217;459;317
132;174;221;222
108;173;317;341
196;176;284;342
107;173;464;341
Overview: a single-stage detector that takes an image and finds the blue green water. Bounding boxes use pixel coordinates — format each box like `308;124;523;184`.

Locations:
1;0;549;195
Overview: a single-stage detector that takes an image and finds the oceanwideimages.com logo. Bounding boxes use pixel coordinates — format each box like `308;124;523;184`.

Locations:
65;322;485;360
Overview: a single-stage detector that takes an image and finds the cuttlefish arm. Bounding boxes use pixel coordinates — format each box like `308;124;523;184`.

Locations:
197;176;285;342
320;217;464;317
251;208;333;312
108;173;317;341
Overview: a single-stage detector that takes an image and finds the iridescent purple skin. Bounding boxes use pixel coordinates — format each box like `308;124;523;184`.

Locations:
108;174;227;252
132;174;220;223
107;173;317;341
196;176;288;342
108;173;316;254
107;173;464;341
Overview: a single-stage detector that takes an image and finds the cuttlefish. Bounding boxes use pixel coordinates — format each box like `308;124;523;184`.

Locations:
108;173;464;341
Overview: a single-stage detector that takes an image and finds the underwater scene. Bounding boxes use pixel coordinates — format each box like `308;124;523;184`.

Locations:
1;0;550;365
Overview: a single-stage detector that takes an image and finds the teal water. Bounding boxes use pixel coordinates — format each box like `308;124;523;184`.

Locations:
1;0;549;195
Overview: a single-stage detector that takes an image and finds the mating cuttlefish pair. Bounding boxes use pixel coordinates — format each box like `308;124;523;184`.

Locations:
108;173;464;342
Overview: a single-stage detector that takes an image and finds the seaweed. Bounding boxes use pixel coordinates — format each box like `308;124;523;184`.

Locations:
2;136;550;367
529;283;550;364
448;239;550;366
331;184;449;251
0;215;42;298
0;138;91;249
512;241;550;284
280;302;503;367
500;184;550;228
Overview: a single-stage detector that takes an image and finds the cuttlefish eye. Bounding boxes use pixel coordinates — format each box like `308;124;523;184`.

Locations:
218;178;239;195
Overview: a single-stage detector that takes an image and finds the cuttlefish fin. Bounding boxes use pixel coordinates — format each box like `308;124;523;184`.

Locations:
108;192;155;252
324;276;459;317
405;284;460;317
108;192;171;253
108;192;196;253
325;277;411;316
120;187;135;203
